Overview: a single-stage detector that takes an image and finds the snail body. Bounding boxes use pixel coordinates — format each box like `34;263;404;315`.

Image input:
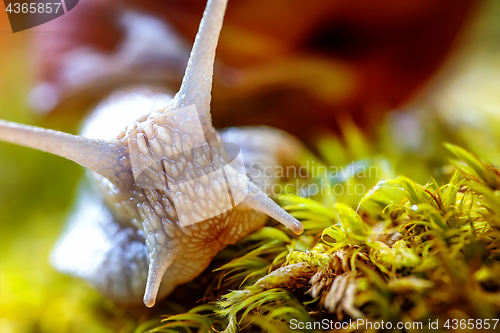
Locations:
0;0;303;307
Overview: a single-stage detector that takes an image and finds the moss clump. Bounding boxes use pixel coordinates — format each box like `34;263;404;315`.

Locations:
138;144;500;333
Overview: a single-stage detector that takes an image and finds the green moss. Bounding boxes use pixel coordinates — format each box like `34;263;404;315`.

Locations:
139;143;500;333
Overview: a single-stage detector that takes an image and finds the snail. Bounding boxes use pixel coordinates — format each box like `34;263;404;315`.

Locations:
0;0;304;307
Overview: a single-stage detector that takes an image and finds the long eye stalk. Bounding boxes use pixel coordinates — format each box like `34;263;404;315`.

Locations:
170;0;228;137
0;120;129;184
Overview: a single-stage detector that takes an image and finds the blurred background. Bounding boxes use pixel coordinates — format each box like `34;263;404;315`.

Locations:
1;0;500;331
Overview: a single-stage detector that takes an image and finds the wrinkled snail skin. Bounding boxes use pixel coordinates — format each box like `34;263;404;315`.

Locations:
0;0;304;307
